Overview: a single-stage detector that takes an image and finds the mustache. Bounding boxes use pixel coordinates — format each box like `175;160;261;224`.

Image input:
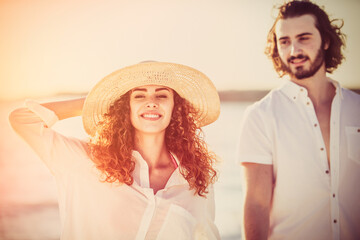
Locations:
287;54;309;63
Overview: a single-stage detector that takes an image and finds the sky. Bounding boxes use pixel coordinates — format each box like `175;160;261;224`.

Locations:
0;0;359;101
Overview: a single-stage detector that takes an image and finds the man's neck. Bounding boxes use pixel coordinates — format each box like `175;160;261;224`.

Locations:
290;67;335;108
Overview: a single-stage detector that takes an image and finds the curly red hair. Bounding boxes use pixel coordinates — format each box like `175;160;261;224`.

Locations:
89;91;217;197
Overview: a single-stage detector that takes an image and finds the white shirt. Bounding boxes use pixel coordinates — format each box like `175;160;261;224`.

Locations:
9;101;220;240
238;80;360;240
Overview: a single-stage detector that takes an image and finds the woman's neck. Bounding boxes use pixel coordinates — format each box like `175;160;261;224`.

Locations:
133;131;170;169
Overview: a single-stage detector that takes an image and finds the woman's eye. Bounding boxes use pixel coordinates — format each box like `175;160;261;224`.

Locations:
156;95;168;99
133;95;145;99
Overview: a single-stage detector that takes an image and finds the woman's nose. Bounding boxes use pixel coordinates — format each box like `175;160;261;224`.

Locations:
146;101;158;108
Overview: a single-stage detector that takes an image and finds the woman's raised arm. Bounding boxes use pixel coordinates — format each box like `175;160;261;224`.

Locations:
41;97;86;120
8;97;88;165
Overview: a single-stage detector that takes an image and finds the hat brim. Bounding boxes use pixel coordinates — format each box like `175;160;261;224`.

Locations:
82;62;220;136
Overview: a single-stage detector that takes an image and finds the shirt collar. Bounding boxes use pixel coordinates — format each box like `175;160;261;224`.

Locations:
132;151;150;188
164;153;188;188
131;150;187;189
280;78;343;102
330;79;343;99
280;80;307;102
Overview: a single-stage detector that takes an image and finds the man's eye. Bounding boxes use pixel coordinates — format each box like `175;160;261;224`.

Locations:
299;37;309;41
279;40;289;46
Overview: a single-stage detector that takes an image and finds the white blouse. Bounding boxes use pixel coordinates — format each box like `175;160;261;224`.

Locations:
9;101;220;240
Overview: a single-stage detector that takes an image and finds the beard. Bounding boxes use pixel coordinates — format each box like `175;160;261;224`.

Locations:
282;48;325;80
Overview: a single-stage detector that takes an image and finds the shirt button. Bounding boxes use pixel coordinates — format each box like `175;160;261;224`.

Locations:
325;170;329;174
320;148;324;151
300;88;304;91
334;219;337;223
333;194;335;198
314;123;318;127
358;128;360;132
306;102;310;105
293;96;296;100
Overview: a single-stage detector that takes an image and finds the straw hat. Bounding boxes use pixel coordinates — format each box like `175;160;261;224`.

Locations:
82;61;220;136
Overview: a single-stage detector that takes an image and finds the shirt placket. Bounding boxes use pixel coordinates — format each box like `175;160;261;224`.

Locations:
135;190;156;240
134;155;156;240
299;88;330;174
329;91;340;240
300;86;341;240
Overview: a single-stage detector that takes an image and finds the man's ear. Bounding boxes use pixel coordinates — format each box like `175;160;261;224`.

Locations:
323;38;330;50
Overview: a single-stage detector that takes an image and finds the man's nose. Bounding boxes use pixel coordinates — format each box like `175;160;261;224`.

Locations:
290;42;302;56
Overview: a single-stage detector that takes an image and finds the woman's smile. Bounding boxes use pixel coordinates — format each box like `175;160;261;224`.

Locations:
140;112;162;121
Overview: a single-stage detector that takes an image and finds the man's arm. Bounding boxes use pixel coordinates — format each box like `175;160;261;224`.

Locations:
240;162;273;240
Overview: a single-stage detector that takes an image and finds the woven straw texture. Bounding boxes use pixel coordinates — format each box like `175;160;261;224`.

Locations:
82;62;220;136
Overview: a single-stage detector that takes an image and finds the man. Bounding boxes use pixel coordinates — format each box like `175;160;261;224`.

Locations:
238;1;360;239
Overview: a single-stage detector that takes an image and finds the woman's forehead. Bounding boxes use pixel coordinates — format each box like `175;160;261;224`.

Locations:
131;85;174;92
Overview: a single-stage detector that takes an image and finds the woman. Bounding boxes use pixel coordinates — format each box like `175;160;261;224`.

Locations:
9;61;221;239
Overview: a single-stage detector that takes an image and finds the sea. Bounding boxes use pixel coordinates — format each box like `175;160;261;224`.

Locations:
0;99;253;240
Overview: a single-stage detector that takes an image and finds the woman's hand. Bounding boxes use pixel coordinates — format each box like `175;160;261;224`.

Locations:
42;97;86;120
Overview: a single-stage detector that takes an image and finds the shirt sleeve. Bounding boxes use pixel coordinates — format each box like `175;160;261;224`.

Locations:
9;100;89;176
237;103;273;165
186;185;220;240
204;185;221;240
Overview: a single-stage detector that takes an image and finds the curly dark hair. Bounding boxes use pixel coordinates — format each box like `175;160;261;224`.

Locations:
89;90;217;197
265;0;346;77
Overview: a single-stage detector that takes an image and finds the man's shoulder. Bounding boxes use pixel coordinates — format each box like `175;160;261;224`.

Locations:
340;88;360;117
341;87;360;102
246;87;285;112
